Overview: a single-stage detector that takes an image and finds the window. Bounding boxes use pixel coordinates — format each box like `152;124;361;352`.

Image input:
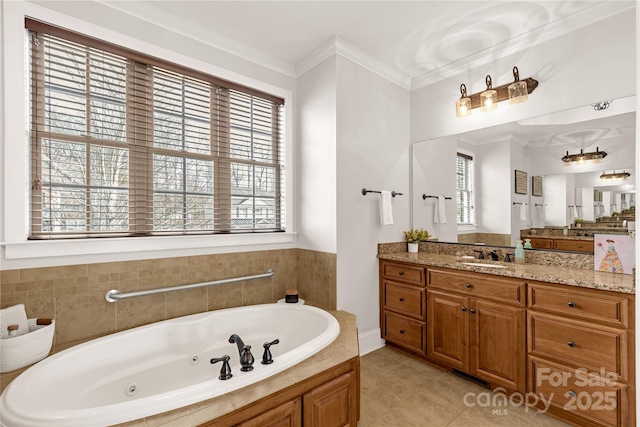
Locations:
27;19;284;239
456;152;474;224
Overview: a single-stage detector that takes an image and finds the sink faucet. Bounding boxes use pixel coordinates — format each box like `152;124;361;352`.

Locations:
473;249;485;260
229;334;255;371
489;250;499;261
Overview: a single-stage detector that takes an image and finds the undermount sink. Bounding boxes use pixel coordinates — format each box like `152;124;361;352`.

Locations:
460;262;508;269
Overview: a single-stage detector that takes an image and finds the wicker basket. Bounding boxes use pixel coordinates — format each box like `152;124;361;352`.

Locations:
0;319;55;373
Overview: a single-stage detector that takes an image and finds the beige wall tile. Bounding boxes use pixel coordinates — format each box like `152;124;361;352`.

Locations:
242;278;273;306
55;293;116;344
166;288;208;319
1;270;21;285
208;282;242;311
116;294;166;331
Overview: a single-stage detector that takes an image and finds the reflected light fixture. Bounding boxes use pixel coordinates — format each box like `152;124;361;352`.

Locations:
455;66;538;117
600;171;630;182
562;147;607;166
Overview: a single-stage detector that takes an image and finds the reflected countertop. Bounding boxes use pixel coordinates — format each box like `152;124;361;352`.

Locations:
378;252;635;294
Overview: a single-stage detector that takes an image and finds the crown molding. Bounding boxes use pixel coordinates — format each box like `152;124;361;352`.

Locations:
411;1;635;91
296;37;412;90
95;0;296;77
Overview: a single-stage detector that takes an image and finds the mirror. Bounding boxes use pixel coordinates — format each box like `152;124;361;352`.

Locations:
412;96;636;249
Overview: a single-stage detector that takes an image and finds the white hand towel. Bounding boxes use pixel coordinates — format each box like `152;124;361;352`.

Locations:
569;206;576;220
379;191;393;225
576;206;582;218
541;205;546;221
0;304;29;339
519;204;527;221
599;204;605;215
434;196;447;224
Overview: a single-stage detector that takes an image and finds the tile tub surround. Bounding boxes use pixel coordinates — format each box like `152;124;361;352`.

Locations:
0;248;337;348
1;311;359;426
377;251;635;294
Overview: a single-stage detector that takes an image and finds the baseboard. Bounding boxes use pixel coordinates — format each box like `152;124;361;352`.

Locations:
358;328;385;356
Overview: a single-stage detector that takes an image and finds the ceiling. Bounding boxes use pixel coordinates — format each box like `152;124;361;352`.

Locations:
93;0;633;88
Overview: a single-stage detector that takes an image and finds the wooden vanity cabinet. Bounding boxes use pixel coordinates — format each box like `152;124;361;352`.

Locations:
379;260;427;354
526;237;594;253
427;268;526;393
527;281;635;427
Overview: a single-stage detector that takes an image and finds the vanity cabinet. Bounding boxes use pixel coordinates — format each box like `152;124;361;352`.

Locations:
527;281;635;427
236;398;302;427
379;260;427;354
527;237;594;253
427;268;526;393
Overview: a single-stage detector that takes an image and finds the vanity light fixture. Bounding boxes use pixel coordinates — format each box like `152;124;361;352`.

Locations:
455;66;538;117
561;147;607;166
592;100;613;111
600;171;630;182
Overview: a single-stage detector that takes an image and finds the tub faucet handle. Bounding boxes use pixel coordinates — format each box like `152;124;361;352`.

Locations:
210;354;232;380
261;339;280;365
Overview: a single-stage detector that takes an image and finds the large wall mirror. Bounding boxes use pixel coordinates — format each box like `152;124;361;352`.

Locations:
412;96;636;250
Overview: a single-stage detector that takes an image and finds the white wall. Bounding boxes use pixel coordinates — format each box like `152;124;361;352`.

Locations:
1;1;296;269
544;174;569;226
475;140;511;236
410;11;636;143
510;142;531;244
296;57;337;253
412;136;457;241
335;56;411;354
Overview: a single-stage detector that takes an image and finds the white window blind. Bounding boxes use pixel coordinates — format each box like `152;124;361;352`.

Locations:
27;20;284;239
456;153;474;225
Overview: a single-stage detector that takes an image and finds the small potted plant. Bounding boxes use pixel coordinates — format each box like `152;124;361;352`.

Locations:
404;228;430;253
574;218;584;228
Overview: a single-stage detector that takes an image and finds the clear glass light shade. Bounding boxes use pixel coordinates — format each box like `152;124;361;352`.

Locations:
456;97;472;117
508;80;528;104
480;89;497;112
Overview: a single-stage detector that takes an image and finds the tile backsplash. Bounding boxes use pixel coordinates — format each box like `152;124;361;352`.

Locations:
0;249;336;346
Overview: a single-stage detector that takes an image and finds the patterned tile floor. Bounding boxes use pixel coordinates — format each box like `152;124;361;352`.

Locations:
358;346;571;427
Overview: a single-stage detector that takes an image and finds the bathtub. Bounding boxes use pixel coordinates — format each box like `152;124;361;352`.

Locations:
0;303;340;427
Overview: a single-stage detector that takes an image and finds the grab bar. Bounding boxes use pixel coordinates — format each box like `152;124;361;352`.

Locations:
105;269;275;303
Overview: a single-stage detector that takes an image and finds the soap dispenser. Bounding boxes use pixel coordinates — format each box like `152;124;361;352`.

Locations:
515;240;525;264
524;239;532;249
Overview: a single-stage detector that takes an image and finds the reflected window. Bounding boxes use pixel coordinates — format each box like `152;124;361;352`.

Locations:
456;153;474;225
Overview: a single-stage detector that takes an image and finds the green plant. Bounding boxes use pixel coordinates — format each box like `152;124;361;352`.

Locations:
404;228;430;243
574;218;584;224
612;211;621;216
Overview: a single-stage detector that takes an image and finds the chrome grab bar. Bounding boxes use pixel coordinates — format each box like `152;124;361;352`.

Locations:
105;269;275;303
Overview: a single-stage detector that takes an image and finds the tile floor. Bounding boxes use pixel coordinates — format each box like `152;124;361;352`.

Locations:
358;346;571;427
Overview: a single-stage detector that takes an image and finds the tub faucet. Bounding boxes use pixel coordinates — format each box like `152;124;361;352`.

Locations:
261;339;280;365
229;334;255;372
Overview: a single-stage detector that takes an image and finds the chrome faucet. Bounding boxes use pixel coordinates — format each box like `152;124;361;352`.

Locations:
229;334;255;371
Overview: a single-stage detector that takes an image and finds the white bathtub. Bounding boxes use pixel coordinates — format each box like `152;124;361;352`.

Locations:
0;304;340;427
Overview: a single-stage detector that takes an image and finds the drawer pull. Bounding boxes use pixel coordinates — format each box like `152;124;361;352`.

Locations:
568;301;576;308
465;283;472;288
399;297;404;302
461;307;467;312
567;390;577;398
399;329;405;334
398;271;404;276
470;309;476;314
568;341;576;348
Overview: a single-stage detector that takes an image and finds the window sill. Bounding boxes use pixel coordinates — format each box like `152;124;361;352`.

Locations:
2;232;296;260
457;224;478;233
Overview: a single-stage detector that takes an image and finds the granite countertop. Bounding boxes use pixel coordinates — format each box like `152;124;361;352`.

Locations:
378;252;635;294
0;311;358;427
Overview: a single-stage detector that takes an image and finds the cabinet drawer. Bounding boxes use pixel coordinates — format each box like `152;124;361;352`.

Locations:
382;262;425;286
529;238;553;249
530;358;626;427
529;283;629;328
427;268;524;306
383;281;425;320
528;313;626;379
554;240;594;253
383;312;425;354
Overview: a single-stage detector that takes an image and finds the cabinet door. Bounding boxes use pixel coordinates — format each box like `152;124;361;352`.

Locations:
427;290;469;371
303;372;357;427
236;397;301;427
470;300;525;393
